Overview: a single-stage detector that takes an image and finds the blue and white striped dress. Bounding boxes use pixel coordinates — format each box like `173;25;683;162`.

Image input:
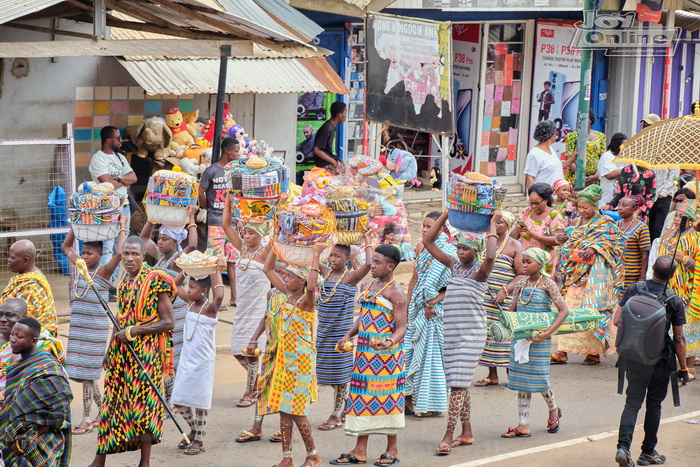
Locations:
404;233;454;413
316;281;356;385
65;274;111;382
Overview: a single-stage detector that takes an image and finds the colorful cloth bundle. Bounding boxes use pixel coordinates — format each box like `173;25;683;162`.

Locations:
232;196;279;223
447;173;495;214
225;157;289;199
488;308;605;343
145;169;198;207
327;198;369;232
273;195;337;246
69;182;124;224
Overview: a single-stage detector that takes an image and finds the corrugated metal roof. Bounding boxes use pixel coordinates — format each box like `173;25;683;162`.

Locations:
252;0;323;41
0;0;64;25
218;0;288;37
118;57;348;94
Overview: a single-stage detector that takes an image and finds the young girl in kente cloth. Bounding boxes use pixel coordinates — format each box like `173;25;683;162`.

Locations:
502;247;569;439
316;234;372;431
170;259;225;455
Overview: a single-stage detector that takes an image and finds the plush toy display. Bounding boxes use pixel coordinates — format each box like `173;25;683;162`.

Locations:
202;103;236;143
301;167;334;197
227;124;257;154
385;147;418;183
132;117;173;161
165;108;197;150
430;167;442;192
177;148;212;177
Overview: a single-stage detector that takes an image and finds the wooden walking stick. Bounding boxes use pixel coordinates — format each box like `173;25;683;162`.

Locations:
75;258;191;446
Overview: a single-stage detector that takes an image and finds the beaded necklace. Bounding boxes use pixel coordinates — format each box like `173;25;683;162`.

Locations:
238;245;264;271
360;278;395;302
155;253;175;270
73;266;99;299
282;292;304;319
454;261;479;278
518;277;543;306
184;298;209;341
318;267;350;303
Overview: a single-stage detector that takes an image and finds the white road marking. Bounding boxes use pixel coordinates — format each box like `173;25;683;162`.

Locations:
450;410;700;467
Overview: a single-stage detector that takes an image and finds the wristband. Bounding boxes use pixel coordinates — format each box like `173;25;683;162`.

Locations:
385;338;395;346
187;223;197;229
486;233;498;239
119;228;128;235
126;326;137;341
310;267;321;273
213;284;225;288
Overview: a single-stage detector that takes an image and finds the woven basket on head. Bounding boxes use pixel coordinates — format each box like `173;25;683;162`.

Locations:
144;203;189;229
447;173;495;214
145;170;198;207
71;222;121;242
271;238;334;267
273;202;337;246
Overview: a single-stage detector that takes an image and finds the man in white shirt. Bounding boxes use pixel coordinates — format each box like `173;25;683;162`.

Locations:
597;132;626;208
648;167;679;240
88;126;137;267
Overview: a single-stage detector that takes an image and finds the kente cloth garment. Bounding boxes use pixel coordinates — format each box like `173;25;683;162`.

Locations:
480;253;517;368
564;130;607;182
404;233;454;413
345;293;405;437
266;302;317;416
96;266;176;455
65;274;110;382
557;215;624;355
156;262;188;367
170;311;217;410
0;271;58;337
0;351;72;467
609;165;657;217
661;228;700;308
518;207;566;264
230;260;269;357
0;332;65;394
256;291;286;416
443;268;488;388
316;281;357;386
687;246;700;356
617;220;652;288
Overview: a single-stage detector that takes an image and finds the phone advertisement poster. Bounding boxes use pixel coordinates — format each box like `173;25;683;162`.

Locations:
529;20;582;159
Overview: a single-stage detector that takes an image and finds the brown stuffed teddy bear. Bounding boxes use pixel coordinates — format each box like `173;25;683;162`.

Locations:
132;117;172;160
165;107;196;150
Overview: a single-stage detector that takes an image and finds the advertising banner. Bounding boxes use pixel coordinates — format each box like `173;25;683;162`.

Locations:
529;20;582;159
423;0;583;10
366;14;453;135
450;23;481;174
295;92;333;184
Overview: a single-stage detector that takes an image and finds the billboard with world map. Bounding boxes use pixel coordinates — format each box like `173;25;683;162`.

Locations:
365;14;453;135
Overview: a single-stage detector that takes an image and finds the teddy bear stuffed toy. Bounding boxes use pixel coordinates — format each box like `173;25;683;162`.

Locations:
165;108;197;150
384;147;418;184
132;117;172;160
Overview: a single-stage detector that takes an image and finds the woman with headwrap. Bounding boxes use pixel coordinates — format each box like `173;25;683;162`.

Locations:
223;197;272;408
501;247;569;439
615;195;651;288
474;211;526;387
523;120;576;192
421;210;500;455
553;184;625;366
139;205;198;400
404;212;455;417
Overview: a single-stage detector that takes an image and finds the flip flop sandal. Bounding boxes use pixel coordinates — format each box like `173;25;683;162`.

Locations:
582;355;600;366
373;453;400;466
235;430;262;443
269;431;283;443
318;422;343;431
414;411;442;418
450;438;474;447
547;408;563;433
329;453;367;464
178;439;192;449
229;301;237;307
184;446;205;455
550;352;568;364
474;378;499;387
435;443;451;455
500;427;531;438
72;423;94;435
236;398;254;408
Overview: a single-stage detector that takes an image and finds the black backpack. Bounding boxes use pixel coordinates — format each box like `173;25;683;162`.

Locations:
616;281;674;366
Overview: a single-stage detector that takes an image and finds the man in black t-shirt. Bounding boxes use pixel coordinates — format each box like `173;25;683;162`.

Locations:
613;255;688;467
313;101;346;171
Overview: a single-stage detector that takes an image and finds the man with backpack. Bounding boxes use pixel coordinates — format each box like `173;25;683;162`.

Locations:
613;255;689;467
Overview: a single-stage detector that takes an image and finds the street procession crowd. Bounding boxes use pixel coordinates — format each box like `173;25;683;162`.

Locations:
0;110;698;467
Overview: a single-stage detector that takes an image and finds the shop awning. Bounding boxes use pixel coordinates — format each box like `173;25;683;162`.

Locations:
0;0;63;25
289;0;396;18
117;56;348;95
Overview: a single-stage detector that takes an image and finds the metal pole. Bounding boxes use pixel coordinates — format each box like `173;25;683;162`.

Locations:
211;45;231;164
574;0;596;189
662;9;675;119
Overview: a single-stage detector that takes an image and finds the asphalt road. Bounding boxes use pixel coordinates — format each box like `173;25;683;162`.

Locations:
68;351;700;467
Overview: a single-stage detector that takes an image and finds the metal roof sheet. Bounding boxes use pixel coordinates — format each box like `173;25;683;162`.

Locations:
0;0;64;25
252;0;323;41
118;57;348;94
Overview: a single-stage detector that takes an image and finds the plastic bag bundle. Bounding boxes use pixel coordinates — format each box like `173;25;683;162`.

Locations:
326;197;369;245
273;195;337;246
226;157;289;198
68;182;124;225
145;169;198;207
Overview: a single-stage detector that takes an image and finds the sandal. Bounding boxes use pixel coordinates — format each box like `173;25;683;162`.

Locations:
474;377;499;387
318;421;343;431
500;427;531;438
414;411;441;418
435;443;451;455
178;438;192;449
547;408;562;433
269;430;282;443
329;453;367;464
450;437;474;447
235;430;262;443
229;300;237;307
236;397;254;408
72;422;94;435
582;354;600;366
551;352;568;364
373;453;400;466
184;445;205;455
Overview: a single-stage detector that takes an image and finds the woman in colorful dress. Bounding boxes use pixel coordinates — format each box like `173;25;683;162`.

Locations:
139;206;198;401
316;238;372;430
420;211;499;454
404;212;455;416
513;183;567;267
501;247;569;439
263;247;322;467
686;207;700;380
475;211;526;387
616;195;651;288
61;217;127;435
563;109;607;185
607;164;657;220
553;185;625;365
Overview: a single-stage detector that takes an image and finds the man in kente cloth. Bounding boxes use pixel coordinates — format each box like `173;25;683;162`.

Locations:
88;236;175;467
0;317;73;467
1;240;58;336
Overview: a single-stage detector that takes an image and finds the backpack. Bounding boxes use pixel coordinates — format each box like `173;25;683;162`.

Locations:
615;281;674;366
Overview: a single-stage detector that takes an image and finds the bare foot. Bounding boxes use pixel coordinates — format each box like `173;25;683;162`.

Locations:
273;458;294;467
318;415;342;430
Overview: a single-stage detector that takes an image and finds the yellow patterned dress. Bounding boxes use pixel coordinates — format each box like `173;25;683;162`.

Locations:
256;290;286;416
96;266;176;455
0;271;58;336
564;130;606;183
266;300;317;416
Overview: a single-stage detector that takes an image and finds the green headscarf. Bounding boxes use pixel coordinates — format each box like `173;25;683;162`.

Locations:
452;231;484;252
522;247;552;277
577;184;602;207
679;199;698;221
242;221;270;237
